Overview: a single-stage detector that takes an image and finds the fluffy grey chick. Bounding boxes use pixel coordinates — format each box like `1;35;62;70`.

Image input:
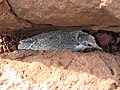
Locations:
18;30;102;51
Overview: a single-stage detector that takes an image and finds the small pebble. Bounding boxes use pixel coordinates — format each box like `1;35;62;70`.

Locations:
110;45;118;52
95;33;113;46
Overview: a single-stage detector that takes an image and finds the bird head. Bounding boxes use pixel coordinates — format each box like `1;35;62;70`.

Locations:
73;31;102;51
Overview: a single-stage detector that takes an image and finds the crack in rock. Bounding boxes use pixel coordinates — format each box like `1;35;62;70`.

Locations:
98;54;115;76
6;0;34;25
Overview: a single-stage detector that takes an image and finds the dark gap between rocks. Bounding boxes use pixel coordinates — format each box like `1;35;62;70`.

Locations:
0;26;120;55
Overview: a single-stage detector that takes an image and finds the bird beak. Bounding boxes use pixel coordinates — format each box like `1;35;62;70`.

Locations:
93;44;103;50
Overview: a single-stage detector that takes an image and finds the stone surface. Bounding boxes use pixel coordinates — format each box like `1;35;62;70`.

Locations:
0;0;120;35
95;33;113;46
0;1;120;89
0;0;32;35
0;50;120;89
8;0;120;26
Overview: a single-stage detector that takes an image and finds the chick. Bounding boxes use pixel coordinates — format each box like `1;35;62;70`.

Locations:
18;30;102;51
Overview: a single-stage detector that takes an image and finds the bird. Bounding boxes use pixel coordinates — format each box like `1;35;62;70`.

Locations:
18;30;102;52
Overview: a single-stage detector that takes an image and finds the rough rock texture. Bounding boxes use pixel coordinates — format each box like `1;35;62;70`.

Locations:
0;50;120;90
0;0;120;35
0;0;32;34
95;33;113;46
7;0;120;25
0;0;120;89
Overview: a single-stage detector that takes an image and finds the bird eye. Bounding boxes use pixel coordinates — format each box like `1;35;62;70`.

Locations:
88;44;92;46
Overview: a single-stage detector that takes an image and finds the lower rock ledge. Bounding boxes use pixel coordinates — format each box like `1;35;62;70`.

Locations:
0;50;120;90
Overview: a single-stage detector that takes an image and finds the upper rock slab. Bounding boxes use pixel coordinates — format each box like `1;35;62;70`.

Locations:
8;0;120;26
0;0;120;35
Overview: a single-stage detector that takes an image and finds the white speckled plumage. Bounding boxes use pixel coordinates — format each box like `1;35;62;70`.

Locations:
18;30;102;51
